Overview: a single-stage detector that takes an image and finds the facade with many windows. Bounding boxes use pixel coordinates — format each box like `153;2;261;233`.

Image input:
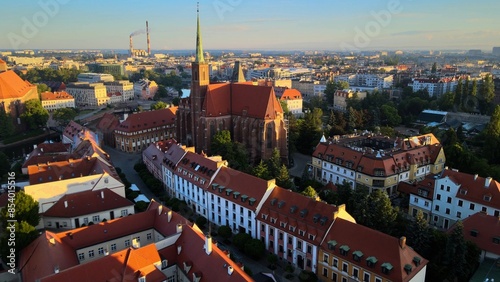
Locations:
40;91;75;111
114;107;177;153
312;133;445;194
66;82;109;108
319;218;427;282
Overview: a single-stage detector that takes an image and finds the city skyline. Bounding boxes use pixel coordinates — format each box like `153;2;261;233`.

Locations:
1;0;500;52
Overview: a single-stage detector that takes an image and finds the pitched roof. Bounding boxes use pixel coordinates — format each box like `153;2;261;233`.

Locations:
258;186;352;245
96;112;120;133
40;91;74;101
459;212;500;256
211;166;273;211
63;120;83;141
397;175;436;200
442;169;500;209
176;151;224;190
40;244;165;282
280;88;302;100
0;70;36;100
203;83;283;119
43;188;134;218
322;218;428;282
117;107;177;133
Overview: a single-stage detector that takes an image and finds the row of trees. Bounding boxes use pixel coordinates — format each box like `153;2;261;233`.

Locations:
17;68;82;84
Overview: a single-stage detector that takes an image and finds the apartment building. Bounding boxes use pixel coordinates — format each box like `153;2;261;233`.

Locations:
459;212;500;262
40;91;75;111
66;82;109;108
77;72;115;83
280;88;303;117
319;219;427;282
20;202;252;282
311;133;445;194
104;80;134;101
114;107;177;153
401;168;500;229
134;79;158;100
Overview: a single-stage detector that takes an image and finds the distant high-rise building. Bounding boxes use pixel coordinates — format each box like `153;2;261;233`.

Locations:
468;49;482;55
493;47;500;56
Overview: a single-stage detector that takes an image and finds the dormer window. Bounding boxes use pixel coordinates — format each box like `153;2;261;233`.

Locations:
404;264;413;274
290;205;298;213
460;189;467;195
339;245;350;256
298;230;305;236
353;251;363;262
470;229;478;237
484;195;492;202
381;262;393;274
493;237;500;244
413;256;421;266
366;256;377;268
328;240;337;250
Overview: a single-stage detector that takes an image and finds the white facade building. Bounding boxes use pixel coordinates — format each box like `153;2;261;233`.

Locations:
104;80;134;101
77;73;115;83
66;82;109;108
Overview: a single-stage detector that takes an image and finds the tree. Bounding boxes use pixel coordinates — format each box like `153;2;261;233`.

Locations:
266;148;282;178
195;216;207;229
0;152;10;178
0;109;14;138
276;165;293;189
1;191;40;227
211;130;250;171
279;100;289;115
244;239;265;260
252;160;272;180
301;186;319;200
431;62;437;74
444;221;468;281
479;74;495;114
361;190;398;235
172;97;180;106
267;253;278;269
483;105;500;164
21;99;49;129
406;210;431;257
151;101;169;110
470;79;478;97
454;79;463;108
37;83;51;99
218;225;232;240
437;92;455;111
0;221;38;263
52;107;77;126
153;86;169;100
297;108;323;154
380;104;401;127
233;232;252;251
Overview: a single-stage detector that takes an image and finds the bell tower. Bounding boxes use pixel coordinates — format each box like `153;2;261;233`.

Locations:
190;3;209;148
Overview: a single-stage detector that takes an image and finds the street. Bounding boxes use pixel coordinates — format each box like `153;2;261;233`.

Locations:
103;145;160;203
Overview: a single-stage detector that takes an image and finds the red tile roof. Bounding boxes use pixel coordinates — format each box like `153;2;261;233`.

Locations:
203;83;283;119
162;142;190;171
442;169;500;209
176;151;224;190
40;91;74;101
0;70;37;100
211;166;273;211
258;186;343;245
28;157;109;184
22;142;72;169
40;244;165;282
397;175;436;200
280;88;302;100
164;222;253;282
322;218;428;282
96;112;120;133
43;188;134;218
63;120;83;141
459;212;500;256
117;107;177;133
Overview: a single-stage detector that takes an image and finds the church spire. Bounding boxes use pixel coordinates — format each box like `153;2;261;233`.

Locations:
195;2;205;63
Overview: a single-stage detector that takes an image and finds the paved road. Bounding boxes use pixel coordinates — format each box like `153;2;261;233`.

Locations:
289;152;310;179
104;145;160;203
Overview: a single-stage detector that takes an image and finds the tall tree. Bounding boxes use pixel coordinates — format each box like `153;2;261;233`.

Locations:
20;99;49;129
0;191;40;227
276;164;293;189
431;62;437;74
266;148;282;179
52;108;77;126
0;152;10;178
444;221;468;281
0;110;14;138
479;74;495;114
406;210;431;257
301;186;319;200
454;79;463;108
297;108;323;154
252;160;272;180
380;104;402;127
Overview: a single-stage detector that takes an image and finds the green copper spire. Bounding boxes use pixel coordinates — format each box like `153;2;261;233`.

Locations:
195;2;205;63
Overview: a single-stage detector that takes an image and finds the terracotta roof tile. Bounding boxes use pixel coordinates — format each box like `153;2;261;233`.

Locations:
117;107;177;133
442;169;500;208
0;70;37;100
40;91;73;101
280;88;302;100
322;218;428;282
176;151;224;189
458;212;500;256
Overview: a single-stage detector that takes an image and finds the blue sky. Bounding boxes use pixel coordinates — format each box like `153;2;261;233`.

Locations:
1;0;499;51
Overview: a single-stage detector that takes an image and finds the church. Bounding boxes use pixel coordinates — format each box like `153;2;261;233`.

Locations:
176;9;288;163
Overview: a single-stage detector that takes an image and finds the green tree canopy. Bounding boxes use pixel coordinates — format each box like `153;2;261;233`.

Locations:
301;186;319;200
151;101;169;110
380;104;402;127
21;99;49;129
52;107;78;126
0;110;14;139
0;191;40;227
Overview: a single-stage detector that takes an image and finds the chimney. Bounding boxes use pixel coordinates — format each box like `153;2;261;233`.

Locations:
101;191;104;199
205;234;212;255
146;21;151;56
176;223;182;233
167;210;172;222
177;245;182;254
158;205;163;215
485;177;492;188
129;35;134;56
64;201;68;208
228;265;234;275
474;174;478;181
399;236;406;249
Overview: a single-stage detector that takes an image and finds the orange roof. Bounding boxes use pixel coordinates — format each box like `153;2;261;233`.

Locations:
40;91;74;101
96;112;120;132
258;186;340;245
203;82;283;119
117;107;177;133
43;188;134;218
40;244;165;282
211;166;272;211
280;88;302;100
322;218;428;282
459;212;500;256
0;70;36;100
63;120;83;140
